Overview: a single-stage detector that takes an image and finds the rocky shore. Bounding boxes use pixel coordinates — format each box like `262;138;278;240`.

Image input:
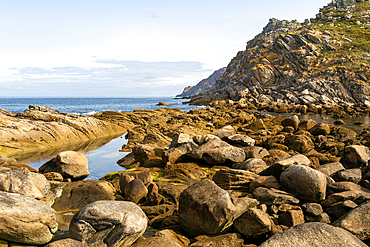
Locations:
0;103;369;246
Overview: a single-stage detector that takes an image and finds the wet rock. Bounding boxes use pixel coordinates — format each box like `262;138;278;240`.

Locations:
340;145;370;169
0;168;50;199
52;180;116;212
211;125;236;138
189;233;244;247
212;168;259;191
117;153;136;168
260;154;311;180
234;208;272;237
333;201;370;241
280;165;327;202
315;162;345;177
253;187;300;205
0;191;58;245
259;222;367;247
332;169;362;183
178;179;258;236
187;139;245;165
223;134;255;147
39;151;89;181
70;200;147;247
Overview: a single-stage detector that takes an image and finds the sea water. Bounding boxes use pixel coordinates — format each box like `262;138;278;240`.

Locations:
0;97;202;180
0;97;199;115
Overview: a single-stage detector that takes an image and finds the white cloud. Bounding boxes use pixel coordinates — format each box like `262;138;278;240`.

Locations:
0;59;212;97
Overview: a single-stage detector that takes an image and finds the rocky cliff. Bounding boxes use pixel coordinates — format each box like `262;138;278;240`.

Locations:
176;67;226;97
0;105;126;157
188;0;370;111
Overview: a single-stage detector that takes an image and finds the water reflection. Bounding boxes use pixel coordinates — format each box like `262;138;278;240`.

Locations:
13;133;128;180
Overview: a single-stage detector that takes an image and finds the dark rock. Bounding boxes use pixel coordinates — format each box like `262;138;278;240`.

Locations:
125;179;148;204
281;115;300;130
340;145;370;169
326;200;358;220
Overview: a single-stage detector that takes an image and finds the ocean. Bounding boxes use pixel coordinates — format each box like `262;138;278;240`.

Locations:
0;97;199;115
0;97;204;180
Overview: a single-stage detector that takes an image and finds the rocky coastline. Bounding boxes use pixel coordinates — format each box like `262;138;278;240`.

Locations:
0;103;369;246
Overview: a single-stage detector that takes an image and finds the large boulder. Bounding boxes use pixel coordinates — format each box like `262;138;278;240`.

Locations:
187;139;245;165
333;201;370;241
0;168;50;199
70;201;147;247
52;180;116;212
44;238;87;247
259;222;367;247
0;191;58;245
252;187;300;205
280;165;327;202
232;158;268;174
178;179;258;236
284;135;314;153
340;145;370;169
281;115;300;130
39;151;89;181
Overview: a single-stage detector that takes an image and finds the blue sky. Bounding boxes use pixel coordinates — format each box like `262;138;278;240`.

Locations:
0;0;330;97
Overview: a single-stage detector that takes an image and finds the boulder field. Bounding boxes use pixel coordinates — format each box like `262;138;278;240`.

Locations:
0;103;370;246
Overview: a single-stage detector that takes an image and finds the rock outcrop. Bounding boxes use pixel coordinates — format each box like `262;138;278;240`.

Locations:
176;67;226;97
0;105;125;157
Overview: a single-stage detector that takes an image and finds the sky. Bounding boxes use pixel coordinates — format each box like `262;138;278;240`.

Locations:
0;0;331;97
